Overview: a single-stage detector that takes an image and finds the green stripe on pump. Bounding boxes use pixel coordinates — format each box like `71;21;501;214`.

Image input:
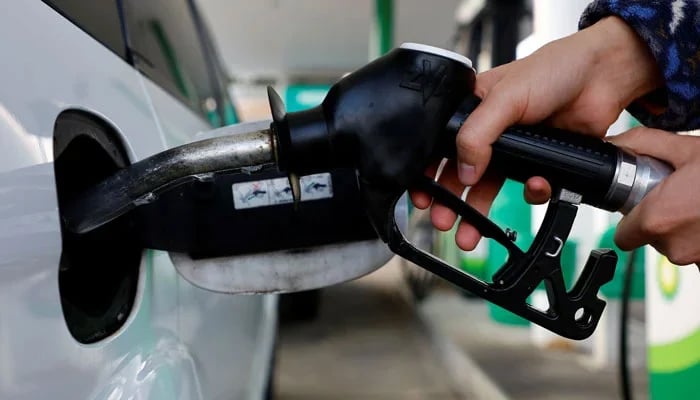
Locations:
650;364;700;399
649;329;700;373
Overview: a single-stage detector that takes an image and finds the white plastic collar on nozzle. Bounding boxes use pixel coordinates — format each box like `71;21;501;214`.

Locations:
399;42;473;69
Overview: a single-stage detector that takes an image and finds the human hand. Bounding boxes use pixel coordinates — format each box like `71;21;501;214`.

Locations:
608;128;700;266
411;16;663;251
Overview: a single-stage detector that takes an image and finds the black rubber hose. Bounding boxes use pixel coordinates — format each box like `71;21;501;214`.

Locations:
619;249;638;400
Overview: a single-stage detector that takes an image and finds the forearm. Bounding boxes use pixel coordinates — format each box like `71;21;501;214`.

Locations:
581;0;700;131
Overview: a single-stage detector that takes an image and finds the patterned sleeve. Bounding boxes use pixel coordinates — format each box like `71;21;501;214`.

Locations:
580;0;700;131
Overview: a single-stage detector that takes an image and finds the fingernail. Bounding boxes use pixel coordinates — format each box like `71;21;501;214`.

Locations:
458;163;477;185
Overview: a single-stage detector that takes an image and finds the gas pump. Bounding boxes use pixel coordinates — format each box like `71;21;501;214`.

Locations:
517;2;700;399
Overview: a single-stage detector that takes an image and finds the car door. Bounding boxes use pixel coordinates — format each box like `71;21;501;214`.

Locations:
119;1;276;398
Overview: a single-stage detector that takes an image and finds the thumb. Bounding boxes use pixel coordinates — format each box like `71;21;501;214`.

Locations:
607;127;691;169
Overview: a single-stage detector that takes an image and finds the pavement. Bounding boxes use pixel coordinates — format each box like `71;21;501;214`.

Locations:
420;292;649;400
274;258;649;400
275;258;461;399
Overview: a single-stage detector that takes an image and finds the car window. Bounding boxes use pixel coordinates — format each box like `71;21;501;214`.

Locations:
122;0;216;122
188;1;239;126
43;0;127;60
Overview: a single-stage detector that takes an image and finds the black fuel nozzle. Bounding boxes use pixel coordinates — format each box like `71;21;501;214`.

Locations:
269;43;475;192
268;43;671;340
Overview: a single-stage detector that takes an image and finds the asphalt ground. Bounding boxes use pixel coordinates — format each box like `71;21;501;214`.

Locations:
274;258;649;400
275;259;461;400
419;293;649;400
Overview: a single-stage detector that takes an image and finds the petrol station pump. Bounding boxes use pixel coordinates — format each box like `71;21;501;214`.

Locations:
454;1;700;398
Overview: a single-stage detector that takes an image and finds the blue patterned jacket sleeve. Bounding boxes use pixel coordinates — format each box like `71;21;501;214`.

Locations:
580;0;700;131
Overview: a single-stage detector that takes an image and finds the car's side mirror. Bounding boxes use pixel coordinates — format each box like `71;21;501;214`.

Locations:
64;120;406;293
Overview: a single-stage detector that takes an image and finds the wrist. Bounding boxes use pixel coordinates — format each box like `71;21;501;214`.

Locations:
584;16;663;107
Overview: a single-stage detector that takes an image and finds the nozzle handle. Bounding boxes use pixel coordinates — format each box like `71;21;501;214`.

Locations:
444;97;623;210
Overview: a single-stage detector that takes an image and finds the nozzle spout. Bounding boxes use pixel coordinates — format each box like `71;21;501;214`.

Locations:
64;121;276;234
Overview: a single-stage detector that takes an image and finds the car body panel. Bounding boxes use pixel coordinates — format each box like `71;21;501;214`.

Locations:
0;2;274;399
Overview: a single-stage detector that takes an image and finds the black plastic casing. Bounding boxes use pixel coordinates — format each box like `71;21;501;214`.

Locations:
275;47;476;189
133;169;377;258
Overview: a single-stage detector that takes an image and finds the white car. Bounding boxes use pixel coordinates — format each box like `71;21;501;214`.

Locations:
0;1;396;399
0;1;278;398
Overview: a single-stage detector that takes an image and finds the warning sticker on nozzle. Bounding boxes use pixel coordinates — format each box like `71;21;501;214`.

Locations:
300;173;334;201
231;173;333;210
232;180;271;209
269;177;294;205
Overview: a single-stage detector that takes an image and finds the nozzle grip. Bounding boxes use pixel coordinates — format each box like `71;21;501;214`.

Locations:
444;98;620;209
